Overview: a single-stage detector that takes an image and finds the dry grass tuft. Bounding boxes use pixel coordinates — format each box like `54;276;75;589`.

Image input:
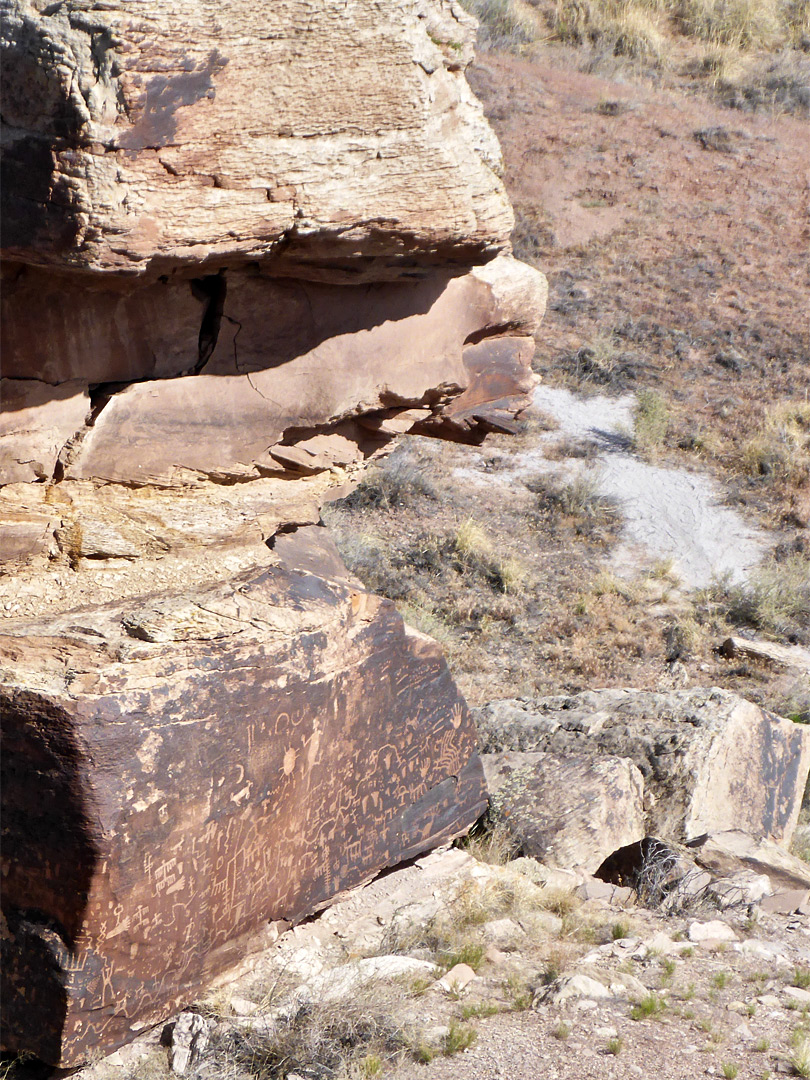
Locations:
453;519;526;595
459;819;522;864
555;0;667;58
704;553;810;643
486;0;810;112
633;388;670;456
206;983;417;1079
741;401;810;486
342;460;437;512
461;0;540;49
675;0;785;48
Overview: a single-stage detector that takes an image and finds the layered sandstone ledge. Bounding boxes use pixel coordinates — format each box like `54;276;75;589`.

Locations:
0;0;546;1066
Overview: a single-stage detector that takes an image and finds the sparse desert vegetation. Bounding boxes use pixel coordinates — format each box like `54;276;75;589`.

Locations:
462;0;810;113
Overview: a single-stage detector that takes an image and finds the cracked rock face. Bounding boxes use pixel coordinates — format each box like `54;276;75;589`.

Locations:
483;750;647;875
0;0;545;1067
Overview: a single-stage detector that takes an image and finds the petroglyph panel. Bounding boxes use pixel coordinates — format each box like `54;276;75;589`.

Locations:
0;530;486;1066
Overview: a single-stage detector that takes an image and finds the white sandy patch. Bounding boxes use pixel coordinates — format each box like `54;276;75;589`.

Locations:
451;385;767;589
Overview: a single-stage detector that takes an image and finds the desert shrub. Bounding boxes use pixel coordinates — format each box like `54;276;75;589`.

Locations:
708;554;810;642
511;206;556;265
529;472;620;546
777;677;810;725
461;1000;500;1019
459;818;521;865
719;49;810;111
674;0;784;48
568;333;624;385
439;942;486;971
630;992;665;1019
335;534;411;601
742;401;810;483
452;519;525;594
341;460;436;512
622;837;710;912
207;984;415;1079
663;613;704;661
555;0;667;57
633;388;670;455
539;471;611;518
503;973;533;1009
444;1021;477;1055
792;1031;810;1078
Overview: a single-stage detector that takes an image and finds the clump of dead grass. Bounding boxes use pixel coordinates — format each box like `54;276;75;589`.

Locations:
555;0;667;59
512;205;556;264
675;0;786;48
633;388;670;456
568;333;627;386
459;818;522;864
206;984;417;1080
702;553;810;643
718;49;810;111
527;0;810;111
528;472;621;546
453;519;526;595
341;459;437;512
461;0;540;49
741;401;810;486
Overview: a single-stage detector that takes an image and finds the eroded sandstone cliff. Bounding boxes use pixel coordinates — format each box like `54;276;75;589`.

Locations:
0;0;546;1067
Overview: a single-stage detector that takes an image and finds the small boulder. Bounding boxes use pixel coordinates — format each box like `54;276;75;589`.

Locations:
688;920;739;944
438;963;477;994
759;888;810;915
709;871;772;909
483;750;646;874
170;1013;213;1077
543;974;613;1004
482;917;526;949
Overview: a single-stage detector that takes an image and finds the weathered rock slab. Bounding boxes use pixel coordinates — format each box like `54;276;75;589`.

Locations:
0;533;487;1067
482;750;646;874
474;689;810;846
686;830;810;893
57;257;544;487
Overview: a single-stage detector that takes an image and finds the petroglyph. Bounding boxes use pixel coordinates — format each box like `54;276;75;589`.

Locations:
0;538;487;1066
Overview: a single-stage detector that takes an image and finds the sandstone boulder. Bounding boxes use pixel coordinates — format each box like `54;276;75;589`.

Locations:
473;689;810;846
2;0;546;494
0;529;486;1066
1;0;510;277
482;750;646;874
